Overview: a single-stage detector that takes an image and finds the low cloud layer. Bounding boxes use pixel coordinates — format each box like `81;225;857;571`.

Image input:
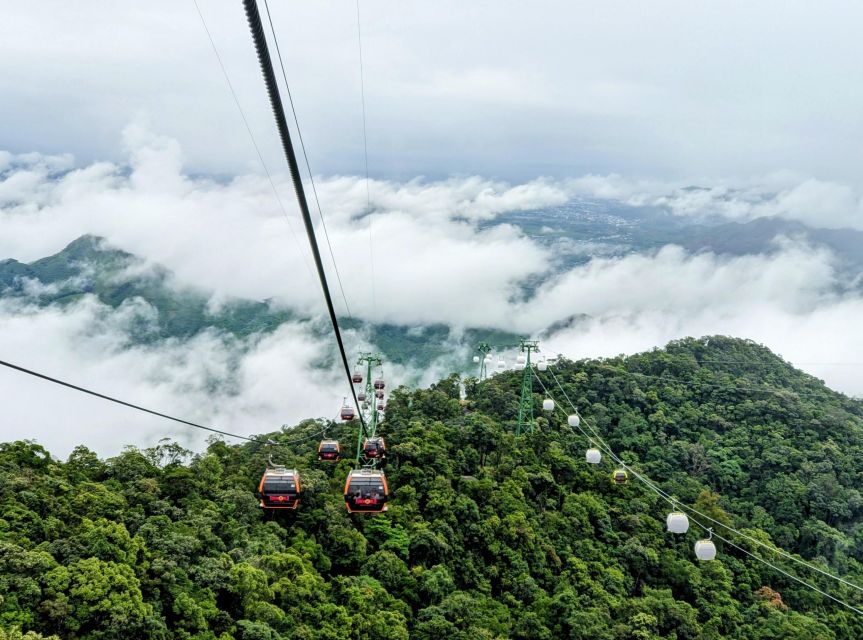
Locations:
3;132;863;456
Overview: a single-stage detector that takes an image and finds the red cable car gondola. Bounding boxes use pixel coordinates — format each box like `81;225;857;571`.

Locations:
258;468;301;510
344;468;389;513
340;404;356;421
317;439;341;462
373;379;385;390
362;436;386;460
352;370;363;384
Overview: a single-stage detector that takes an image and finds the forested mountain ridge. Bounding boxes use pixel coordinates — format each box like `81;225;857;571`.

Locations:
2;336;863;639
0;236;519;371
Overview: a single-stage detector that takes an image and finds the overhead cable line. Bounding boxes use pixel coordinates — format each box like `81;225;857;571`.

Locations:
542;364;863;595
261;0;353;319
0;358;325;448
191;0;316;283
242;0;364;429
533;366;863;605
355;0;377;317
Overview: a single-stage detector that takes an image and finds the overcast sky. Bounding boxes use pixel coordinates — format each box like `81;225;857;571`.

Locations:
2;0;863;183
3;1;863;456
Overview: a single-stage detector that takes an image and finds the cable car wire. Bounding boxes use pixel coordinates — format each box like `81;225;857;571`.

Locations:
191;0;316;283
261;0;353;319
542;365;863;595
535;365;863;601
242;0;365;429
355;0;377;317
0;357;325;448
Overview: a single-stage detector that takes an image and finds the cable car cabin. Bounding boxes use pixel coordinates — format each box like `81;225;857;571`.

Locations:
340;405;356;421
258;468;301;510
373;379;385;390
357;392;366;402
362;436;386;460
344;469;389;513
317;439;341;462
352;370;363;384
611;468;628;485
375;390;384;399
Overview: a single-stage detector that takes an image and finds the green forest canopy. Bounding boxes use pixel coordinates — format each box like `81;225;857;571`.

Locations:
2;336;863;639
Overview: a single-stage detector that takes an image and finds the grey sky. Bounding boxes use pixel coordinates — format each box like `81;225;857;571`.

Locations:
2;1;862;184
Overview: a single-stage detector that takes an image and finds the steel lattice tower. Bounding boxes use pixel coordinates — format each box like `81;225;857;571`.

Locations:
516;340;540;436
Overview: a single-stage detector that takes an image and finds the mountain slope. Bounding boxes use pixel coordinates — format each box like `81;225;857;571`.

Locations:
2;337;863;638
0;236;519;370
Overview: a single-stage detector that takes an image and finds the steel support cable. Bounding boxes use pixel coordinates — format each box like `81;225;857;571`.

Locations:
355;0;377;317
0;358;326;448
261;0;353;319
537;365;863;598
242;0;365;429
191;0;316;283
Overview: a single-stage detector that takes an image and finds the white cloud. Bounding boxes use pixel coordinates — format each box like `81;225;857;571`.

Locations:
568;173;863;231
3;133;863;456
0;294;339;458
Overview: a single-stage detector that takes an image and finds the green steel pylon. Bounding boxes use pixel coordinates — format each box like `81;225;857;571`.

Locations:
475;342;492;380
516;340;540;436
354;352;383;465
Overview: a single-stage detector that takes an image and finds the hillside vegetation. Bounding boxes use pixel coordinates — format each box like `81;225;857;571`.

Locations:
2;337;863;639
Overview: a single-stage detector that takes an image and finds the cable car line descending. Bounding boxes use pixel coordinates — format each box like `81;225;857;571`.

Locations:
191;0;315;283
530;365;863;611
242;0;364;428
0;357;324;447
355;0;377;317
261;0;353;319
541;365;863;595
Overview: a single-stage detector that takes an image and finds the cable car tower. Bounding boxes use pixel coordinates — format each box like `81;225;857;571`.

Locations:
516;340;540;436
353;352;384;464
473;342;492;380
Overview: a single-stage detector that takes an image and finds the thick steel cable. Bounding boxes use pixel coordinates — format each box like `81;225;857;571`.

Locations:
536;365;863;599
242;0;365;430
0;358;325;448
355;0;377;317
261;0;353;319
191;0;316;283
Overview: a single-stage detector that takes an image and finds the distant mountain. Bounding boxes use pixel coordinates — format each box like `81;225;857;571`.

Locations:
0;236;519;371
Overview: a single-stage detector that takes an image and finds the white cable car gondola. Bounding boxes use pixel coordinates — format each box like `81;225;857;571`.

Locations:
516;354;526;364
567;414;580;427
586;447;601;464
695;533;717;561
473;355;480;364
496;359;506;371
484;355;493;364
515;362;525;370
537;359;548;371
667;511;690;534
542;398;554;411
